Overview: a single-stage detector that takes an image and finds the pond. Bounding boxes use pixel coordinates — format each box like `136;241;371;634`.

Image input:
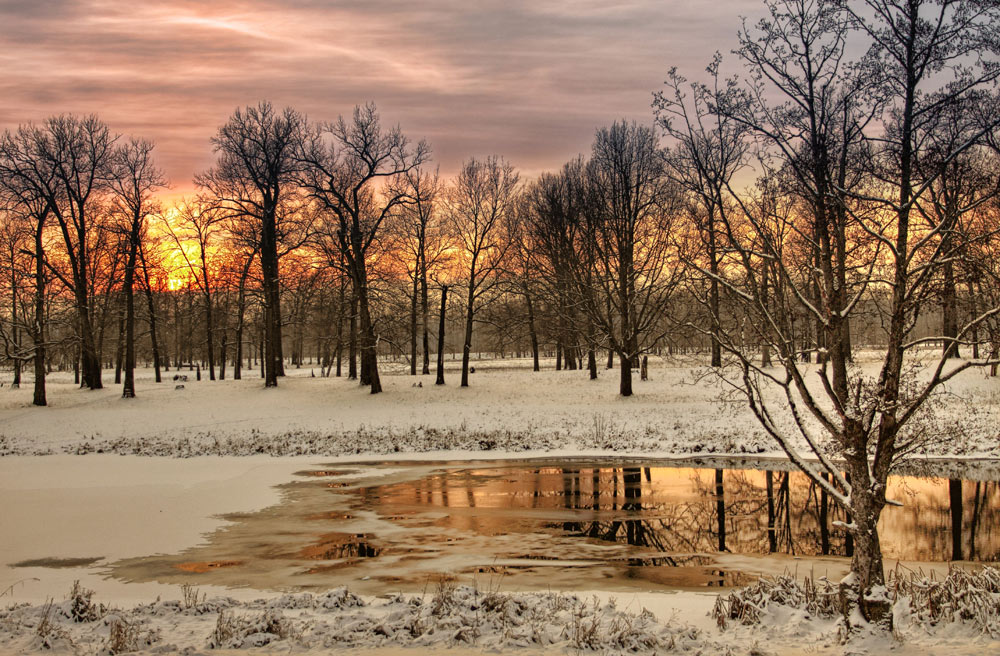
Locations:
108;458;1000;595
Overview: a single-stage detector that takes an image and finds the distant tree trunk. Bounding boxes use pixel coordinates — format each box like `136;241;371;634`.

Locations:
9;267;19;388
348;290;358;380
618;352;633;397
421;258;430;375
219;330;227;380
204;290;215;381
138;245;161;383
122;221;141;398
942;261;959;358
461;276;475;387
260;206;282;387
436;285;448;385
708;211;722;368
114;303;125;385
334;286;344;378
525;290;540;372
410;271;418;376
969;279;980;359
259;328;265;379
32;218;47;406
358;281;382;394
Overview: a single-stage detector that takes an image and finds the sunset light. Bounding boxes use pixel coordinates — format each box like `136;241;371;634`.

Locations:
2;2;1000;654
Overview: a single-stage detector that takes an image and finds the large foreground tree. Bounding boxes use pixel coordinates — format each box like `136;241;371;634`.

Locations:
677;0;1000;625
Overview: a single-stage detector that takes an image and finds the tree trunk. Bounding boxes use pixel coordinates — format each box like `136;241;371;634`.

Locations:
348;289;358;380
354;264;382;393
334;281;345;378
114;303;125;385
9;262;20;388
844;476;888;624
410;270;418;376
32;220;47;406
122;219;141;398
219;330;228;380
420;255;430;375
77;294;103;390
618;351;632;396
436;285;448;385
204;292;216;381
260;208;281;387
461;281;475;387
708;211;722;367
525;290;539;372
139;245;161;383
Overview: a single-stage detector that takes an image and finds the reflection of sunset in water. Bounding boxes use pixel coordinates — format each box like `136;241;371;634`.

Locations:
107;460;998;596
364;465;999;563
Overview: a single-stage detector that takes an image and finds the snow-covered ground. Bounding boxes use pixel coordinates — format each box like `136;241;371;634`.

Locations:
1;354;998;654
2;354;998;459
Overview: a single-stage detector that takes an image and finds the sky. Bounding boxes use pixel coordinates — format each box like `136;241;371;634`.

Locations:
0;0;762;196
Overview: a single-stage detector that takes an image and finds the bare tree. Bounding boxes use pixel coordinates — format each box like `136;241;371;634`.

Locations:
445;156;519;387
579;121;681;396
913;93;1000;358
656;59;751;368
0;205;30;388
394;167;446;376
299;103;429;394
162;198;226;381
676;0;1000;624
2;116;118;390
0;128;57;404
109;138;165;398
198;102;306;388
522;158;590;373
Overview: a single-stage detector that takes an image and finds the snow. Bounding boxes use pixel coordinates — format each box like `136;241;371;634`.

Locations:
0;354;998;654
1;354;998;460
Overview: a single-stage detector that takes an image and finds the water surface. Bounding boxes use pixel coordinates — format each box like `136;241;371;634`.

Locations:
108;458;1000;594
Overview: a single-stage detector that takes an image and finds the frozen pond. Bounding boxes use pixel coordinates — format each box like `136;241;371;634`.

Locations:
97;457;1000;596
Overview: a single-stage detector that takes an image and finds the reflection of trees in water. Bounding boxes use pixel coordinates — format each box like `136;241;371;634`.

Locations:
951;479;995;561
362;465;999;562
558;467;706;554
557;467;861;558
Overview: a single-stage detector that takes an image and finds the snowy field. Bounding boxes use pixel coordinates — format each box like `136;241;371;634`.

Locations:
2;353;999;460
1;354;999;655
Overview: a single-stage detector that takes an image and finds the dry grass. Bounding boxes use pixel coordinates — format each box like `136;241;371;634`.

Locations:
713;566;1000;637
69;580;103;623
